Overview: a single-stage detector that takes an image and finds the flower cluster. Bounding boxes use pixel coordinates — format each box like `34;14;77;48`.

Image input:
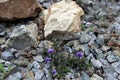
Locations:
45;48;85;77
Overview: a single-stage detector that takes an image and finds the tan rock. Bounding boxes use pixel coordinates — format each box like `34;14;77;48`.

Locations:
0;0;42;20
113;49;120;57
23;71;34;80
43;0;84;39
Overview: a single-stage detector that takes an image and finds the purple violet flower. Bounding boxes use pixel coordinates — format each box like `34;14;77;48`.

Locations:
52;69;56;75
45;57;51;63
76;51;83;58
47;48;54;54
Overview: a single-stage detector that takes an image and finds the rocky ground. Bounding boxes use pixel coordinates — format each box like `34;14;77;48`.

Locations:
0;0;120;80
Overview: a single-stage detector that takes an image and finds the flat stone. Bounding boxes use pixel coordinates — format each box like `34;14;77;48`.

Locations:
6;72;23;80
4;23;38;50
0;0;42;21
1;50;14;60
43;0;84;39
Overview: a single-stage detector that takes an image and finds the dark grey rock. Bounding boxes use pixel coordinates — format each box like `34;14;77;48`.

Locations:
82;44;90;56
4;23;38;50
79;32;91;44
95;35;104;47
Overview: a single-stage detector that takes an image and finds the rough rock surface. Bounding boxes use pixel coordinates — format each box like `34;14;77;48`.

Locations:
0;0;42;20
4;23;38;50
43;0;84;39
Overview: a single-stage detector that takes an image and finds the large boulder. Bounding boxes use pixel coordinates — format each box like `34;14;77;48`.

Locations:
0;0;42;20
43;0;84;39
4;23;38;50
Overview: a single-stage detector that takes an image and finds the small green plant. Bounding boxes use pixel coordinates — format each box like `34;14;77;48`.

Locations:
44;40;92;79
0;63;6;80
0;64;5;73
80;24;86;31
89;27;95;32
0;64;13;80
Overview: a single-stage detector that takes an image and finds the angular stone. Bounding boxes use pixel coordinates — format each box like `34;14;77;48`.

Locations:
1;50;14;60
34;70;44;80
33;55;44;63
81;71;90;80
0;37;5;44
0;0;42;20
91;58;103;68
43;0;84;39
4;23;38;50
13;57;29;67
6;72;23;80
106;51;119;63
32;61;40;69
23;71;34;80
79;32;91;44
112;62;120;74
113;50;120;57
90;74;103;80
